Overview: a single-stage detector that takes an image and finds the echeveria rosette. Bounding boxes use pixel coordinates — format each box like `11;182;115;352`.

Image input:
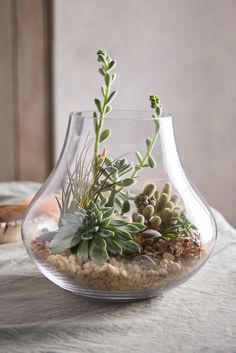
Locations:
50;201;145;265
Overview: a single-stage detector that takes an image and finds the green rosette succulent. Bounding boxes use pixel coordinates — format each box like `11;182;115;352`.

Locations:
50;200;145;265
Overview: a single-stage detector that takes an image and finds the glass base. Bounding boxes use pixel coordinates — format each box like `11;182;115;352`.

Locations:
35;258;202;302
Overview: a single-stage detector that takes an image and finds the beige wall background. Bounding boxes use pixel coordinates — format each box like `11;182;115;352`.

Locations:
0;0;52;182
53;0;236;226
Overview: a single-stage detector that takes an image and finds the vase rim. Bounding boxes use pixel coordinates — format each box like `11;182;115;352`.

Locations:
69;110;172;121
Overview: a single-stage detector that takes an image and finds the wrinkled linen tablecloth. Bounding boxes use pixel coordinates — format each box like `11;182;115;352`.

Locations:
0;182;235;353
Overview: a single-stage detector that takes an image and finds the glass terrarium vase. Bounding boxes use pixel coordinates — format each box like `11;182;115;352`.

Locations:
22;111;217;301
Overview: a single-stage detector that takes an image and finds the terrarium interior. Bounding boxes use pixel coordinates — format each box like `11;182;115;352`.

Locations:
22;50;216;300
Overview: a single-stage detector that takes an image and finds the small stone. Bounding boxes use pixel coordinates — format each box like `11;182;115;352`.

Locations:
145;252;154;257
159;268;168;277
133;255;156;270
169;262;182;273
106;264;120;276
153;242;160;250
163;252;175;261
37;231;56;243
142;238;154;247
144;245;153;252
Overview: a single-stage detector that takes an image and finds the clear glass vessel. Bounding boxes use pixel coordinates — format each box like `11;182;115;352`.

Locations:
22;111;217;301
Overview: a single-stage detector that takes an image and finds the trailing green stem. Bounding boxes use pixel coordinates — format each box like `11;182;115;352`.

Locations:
93;49;117;178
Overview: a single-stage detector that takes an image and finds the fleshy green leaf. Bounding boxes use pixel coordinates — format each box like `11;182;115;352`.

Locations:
89;238;108;265
94;98;102;113
97;229;114;238
99;128;111;143
101;85;106;97
81;232;94;240
117;239;140;253
114;197;122;209
119;191;129;201
108;60;116;70
130;222;146;231
77;240;89;265
122;200;130;213
116;178;136;187
99;217;110;227
146;137;152;148
135;151;143;164
104;158;112;166
105;105;112;114
111;73;116;82
121;223;140;233
50;234;81;254
113;228;132;240
99;68;105;76
148;155;156;168
88;200;100;216
107;91;117;104
106;238;122;255
104;73;111;86
110;219;128;226
102;207;114;219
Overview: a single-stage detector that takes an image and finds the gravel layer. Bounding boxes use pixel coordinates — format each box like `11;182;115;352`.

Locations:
31;239;205;291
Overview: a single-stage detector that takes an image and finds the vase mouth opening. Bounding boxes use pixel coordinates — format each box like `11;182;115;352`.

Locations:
69;110;172;121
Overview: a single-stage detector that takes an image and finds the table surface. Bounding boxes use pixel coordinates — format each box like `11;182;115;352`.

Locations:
0;183;235;353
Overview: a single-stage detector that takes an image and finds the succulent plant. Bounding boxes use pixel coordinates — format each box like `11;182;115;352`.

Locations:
50;200;145;265
133;182;199;242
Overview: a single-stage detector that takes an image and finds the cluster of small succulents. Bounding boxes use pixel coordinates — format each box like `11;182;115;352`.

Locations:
133;182;182;228
133;182;199;242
